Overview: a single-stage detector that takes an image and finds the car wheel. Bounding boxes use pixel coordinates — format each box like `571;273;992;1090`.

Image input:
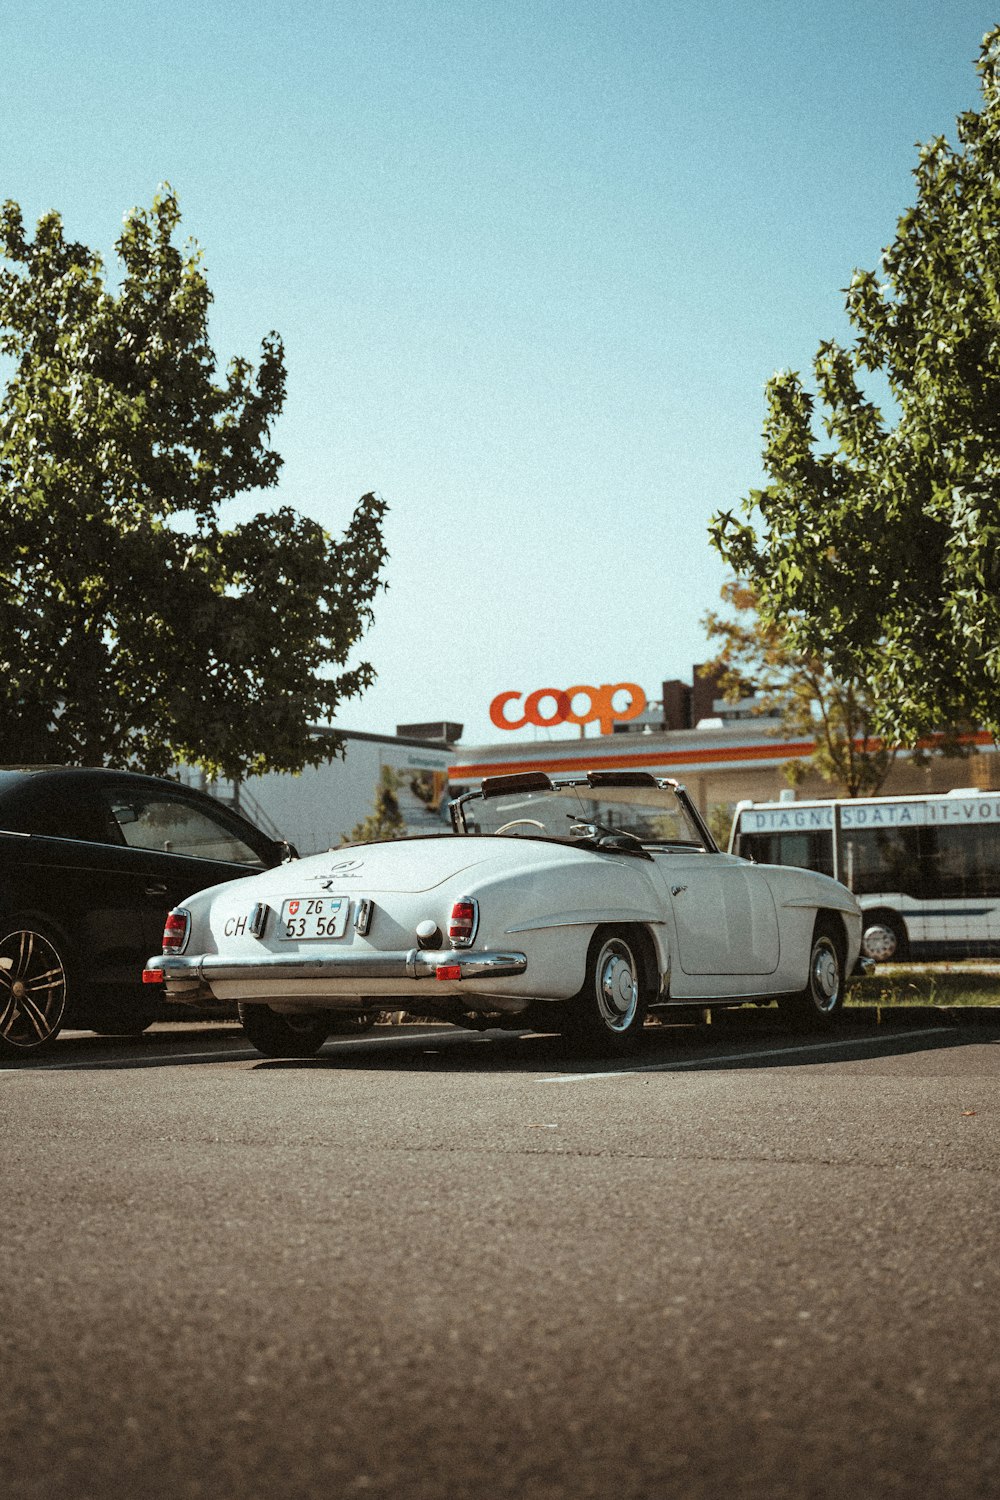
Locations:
237;1003;332;1058
562;926;649;1055
861;911;909;963
0;919;71;1058
779;917;846;1029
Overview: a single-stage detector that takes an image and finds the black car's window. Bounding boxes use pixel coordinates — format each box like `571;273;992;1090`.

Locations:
103;791;266;866
0;779;114;843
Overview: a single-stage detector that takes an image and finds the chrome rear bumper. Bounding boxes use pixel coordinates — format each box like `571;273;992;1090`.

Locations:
147;947;528;991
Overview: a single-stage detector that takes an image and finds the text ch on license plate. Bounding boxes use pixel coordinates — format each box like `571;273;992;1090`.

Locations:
279;896;350;940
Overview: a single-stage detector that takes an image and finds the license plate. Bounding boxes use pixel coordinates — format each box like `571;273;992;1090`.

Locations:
278;896;350;941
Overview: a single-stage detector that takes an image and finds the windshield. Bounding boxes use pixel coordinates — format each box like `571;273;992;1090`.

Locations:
453;773;711;849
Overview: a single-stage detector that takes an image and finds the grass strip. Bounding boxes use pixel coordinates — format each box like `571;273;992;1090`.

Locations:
848;967;1000;1007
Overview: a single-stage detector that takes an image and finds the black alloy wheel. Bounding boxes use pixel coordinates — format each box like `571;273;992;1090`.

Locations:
0;921;71;1058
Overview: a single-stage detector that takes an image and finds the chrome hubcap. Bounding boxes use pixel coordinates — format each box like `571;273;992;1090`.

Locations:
0;931;68;1050
810;938;840;1012
596;941;640;1032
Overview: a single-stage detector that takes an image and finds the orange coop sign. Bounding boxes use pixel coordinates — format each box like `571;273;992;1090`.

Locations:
489;683;648;736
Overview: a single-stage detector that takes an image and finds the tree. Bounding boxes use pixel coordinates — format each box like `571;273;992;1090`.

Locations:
345;765;406;844
0;187;388;778
706;800;738;850
702;580;897;797
710;27;1000;747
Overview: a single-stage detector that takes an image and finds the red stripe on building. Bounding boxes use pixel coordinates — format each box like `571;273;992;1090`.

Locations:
448;731;995;783
448;741;815;780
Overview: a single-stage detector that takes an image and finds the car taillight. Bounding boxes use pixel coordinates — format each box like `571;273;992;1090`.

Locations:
447;898;478;948
162;909;191;955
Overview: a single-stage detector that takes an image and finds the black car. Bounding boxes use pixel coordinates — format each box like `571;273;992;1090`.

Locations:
0;766;290;1058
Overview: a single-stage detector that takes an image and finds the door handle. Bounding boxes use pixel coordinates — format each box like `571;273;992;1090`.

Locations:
671;884;687;896
145;883;168;896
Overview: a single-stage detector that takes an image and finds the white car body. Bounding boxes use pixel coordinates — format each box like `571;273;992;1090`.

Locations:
146;772;866;1055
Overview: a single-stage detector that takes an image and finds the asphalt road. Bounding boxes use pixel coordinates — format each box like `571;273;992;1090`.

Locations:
3;1012;999;1500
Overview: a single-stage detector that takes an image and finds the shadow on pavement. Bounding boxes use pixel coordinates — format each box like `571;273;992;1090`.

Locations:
253;1010;998;1077
12;1006;998;1076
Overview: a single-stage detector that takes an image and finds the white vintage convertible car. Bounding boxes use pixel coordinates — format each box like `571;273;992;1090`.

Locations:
144;771;869;1057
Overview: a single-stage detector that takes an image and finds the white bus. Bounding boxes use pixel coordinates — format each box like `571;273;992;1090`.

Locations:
730;789;1000;962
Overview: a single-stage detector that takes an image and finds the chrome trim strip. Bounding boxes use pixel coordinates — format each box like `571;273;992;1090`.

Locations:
506;910;665;934
780;896;860;913
148;948;528;984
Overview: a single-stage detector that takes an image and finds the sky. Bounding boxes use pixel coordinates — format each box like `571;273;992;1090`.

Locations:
0;0;994;745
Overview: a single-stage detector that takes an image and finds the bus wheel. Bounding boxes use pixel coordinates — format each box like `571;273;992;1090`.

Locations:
862;912;908;963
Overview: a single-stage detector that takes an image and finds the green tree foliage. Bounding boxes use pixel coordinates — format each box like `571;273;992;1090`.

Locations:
710;28;1000;745
706;800;737;850
702;580;897;797
345;765;406;844
0;187;388;777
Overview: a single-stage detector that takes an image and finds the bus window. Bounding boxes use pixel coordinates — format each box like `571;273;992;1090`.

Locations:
739;830;833;878
738;832;779;866
774;833;811;870
921;826;1000;899
843;827;921;897
977;828;1000;896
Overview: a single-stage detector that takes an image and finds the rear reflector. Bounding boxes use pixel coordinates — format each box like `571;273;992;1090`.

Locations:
142;969;164;985
436;964;463;981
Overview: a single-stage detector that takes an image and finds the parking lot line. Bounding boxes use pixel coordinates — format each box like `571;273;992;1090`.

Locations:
536;1027;955;1084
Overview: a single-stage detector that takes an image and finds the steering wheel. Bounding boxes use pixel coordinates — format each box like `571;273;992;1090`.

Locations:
495;818;546;834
